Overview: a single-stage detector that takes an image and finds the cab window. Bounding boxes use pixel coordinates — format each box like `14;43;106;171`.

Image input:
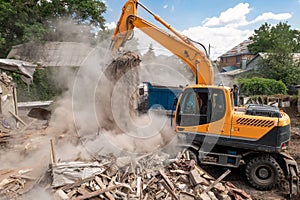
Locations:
176;88;226;126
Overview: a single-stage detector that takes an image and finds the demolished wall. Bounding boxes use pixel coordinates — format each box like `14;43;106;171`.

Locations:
0;73;17;129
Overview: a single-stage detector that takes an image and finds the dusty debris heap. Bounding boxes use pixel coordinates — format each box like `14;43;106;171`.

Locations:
50;150;251;200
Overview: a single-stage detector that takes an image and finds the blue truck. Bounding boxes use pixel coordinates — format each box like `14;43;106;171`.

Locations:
137;82;182;115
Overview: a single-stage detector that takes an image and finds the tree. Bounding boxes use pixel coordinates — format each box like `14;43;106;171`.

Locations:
257;53;300;86
248;22;300;54
0;0;107;57
247;22;300;86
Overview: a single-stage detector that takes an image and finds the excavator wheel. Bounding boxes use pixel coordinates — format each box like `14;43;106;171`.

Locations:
246;155;284;190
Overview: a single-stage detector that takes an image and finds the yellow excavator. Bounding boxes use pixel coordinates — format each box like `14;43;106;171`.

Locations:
110;0;299;193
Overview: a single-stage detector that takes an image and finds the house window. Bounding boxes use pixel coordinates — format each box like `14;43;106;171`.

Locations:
236;56;240;63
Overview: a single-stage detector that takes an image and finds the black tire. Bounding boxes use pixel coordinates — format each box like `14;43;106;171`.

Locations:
246;155;284;190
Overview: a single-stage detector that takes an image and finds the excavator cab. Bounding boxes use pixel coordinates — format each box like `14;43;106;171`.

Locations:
176;87;226;127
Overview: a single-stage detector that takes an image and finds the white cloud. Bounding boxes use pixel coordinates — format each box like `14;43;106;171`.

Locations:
250;12;292;24
203;3;250;27
111;2;292;61
181;26;252;60
131;26;251;60
203;3;292;28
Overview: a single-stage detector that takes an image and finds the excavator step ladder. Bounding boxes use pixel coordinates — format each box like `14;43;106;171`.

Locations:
281;153;299;197
199;151;242;168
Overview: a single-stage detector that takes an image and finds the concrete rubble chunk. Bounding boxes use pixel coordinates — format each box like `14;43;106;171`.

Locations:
214;182;226;192
190;169;210;186
199;192;211;200
207;191;218;200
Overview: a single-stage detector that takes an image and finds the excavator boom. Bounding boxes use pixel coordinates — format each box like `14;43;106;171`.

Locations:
111;0;214;85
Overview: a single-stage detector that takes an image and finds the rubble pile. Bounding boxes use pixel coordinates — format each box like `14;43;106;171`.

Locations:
51;151;251;200
0;72;14;86
0;167;42;199
0;132;10;143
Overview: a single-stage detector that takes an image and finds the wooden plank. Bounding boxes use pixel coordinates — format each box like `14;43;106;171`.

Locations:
202;169;231;194
160;180;179;200
50;139;56;164
73;183;131;200
59;176;95;191
77;186;90;196
136;176;142;199
13;87;19;128
8;111;28;126
159;169;174;190
94;176;115;200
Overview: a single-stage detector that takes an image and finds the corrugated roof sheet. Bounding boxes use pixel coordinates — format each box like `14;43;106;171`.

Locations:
220;40;253;57
7;42;95;67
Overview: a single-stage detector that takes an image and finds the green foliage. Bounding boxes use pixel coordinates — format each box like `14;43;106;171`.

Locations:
257;53;300;86
9;68;66;102
0;0;107;57
0;33;5;46
248;22;300;54
21;23;48;42
238;77;287;96
247;22;300;86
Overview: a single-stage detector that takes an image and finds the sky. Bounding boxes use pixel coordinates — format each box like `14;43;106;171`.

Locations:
102;0;300;60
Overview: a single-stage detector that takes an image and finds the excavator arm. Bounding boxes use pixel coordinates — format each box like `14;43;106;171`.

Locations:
111;0;214;85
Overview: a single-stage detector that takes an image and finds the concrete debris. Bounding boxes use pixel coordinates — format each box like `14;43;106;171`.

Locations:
0;72;19;129
0;73;13;87
49;151;251;200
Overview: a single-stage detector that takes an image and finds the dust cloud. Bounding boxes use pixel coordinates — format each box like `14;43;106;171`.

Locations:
0;18;195;185
43;40;197;160
0;19;202;200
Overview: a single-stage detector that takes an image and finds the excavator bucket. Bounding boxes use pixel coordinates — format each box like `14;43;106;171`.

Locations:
97;51;141;132
104;51;141;82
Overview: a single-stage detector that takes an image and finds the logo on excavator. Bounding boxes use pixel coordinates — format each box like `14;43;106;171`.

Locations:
126;5;132;12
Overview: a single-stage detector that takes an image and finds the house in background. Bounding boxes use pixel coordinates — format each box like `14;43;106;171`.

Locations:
219;40;254;72
247;52;300;70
